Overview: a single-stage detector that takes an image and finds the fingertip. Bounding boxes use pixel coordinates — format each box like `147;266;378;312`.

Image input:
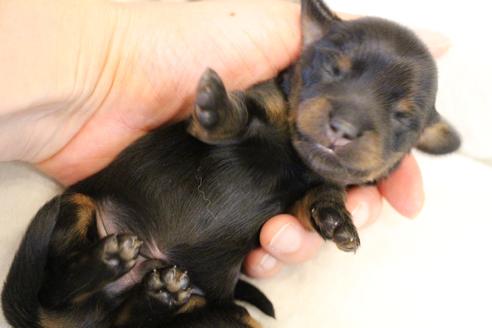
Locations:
243;248;283;278
378;154;425;218
346;186;382;228
260;215;323;264
415;29;452;58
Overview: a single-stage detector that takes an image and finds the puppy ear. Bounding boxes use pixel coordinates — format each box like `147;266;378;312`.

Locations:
301;0;341;48
417;110;461;155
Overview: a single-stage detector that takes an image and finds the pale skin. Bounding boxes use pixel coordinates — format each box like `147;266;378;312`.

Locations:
0;0;450;277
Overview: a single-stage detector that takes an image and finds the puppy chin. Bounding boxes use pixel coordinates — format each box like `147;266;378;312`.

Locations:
292;136;373;186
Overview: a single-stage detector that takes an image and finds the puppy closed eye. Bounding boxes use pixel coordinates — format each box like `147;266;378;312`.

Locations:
391;109;418;129
302;50;344;86
321;55;352;83
350;59;366;77
391;98;418;127
321;62;342;81
388;89;406;102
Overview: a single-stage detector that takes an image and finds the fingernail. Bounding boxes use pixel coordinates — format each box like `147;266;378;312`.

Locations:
351;201;369;228
258;254;277;272
268;223;303;254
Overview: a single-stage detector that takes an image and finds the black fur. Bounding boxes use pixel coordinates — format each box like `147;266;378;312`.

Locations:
2;197;61;328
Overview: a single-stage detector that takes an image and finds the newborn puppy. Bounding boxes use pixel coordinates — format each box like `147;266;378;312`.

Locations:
2;1;460;327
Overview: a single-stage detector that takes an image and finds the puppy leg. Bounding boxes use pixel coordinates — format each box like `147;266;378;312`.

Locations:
166;304;262;328
115;267;261;328
113;265;204;328
188;68;288;144
39;194;142;309
291;185;360;252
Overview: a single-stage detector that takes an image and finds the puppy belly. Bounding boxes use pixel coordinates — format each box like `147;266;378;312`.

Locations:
104;256;155;295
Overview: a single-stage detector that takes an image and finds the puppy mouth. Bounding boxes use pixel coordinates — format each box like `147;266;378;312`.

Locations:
296;131;348;161
316;143;337;155
293;129;371;185
315;139;350;156
294;132;344;166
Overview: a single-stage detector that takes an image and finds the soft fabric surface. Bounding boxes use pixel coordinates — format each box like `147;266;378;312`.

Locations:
1;154;491;327
1;0;490;327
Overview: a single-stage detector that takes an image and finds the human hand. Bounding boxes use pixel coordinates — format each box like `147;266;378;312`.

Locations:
243;154;424;277
0;0;449;278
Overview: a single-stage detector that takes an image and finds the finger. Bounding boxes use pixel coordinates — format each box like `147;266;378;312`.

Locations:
415;29;451;58
378;154;424;218
243;248;284;278
346;185;383;229
259;214;323;265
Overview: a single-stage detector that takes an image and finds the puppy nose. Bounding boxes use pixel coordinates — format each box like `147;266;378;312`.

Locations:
328;117;360;141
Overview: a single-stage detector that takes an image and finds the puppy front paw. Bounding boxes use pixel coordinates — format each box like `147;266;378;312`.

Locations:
100;234;142;274
311;204;360;252
145;266;192;308
187;68;248;144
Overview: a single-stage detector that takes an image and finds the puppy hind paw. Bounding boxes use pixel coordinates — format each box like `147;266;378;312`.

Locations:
145;266;192;307
101;234;143;273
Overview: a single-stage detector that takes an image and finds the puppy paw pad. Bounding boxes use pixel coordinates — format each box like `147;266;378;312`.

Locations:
145;266;192;307
194;68;228;129
102;234;142;270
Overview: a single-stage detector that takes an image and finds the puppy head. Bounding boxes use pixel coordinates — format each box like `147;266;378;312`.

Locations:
290;0;460;185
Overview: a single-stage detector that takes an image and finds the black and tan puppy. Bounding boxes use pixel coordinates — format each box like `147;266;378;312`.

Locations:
2;1;460;327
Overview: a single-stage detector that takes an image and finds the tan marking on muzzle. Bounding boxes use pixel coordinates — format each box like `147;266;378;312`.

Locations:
295;97;332;135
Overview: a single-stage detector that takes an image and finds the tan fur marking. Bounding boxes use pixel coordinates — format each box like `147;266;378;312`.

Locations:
397;97;414;112
70;194;96;236
337;55;352;71
247;82;288;130
177;295;207;314
295;97;332;142
40;310;74;328
241;313;262;328
343;131;384;174
71;291;94;305
188;92;249;143
288;64;303;117
418;121;451;148
289;196;316;231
